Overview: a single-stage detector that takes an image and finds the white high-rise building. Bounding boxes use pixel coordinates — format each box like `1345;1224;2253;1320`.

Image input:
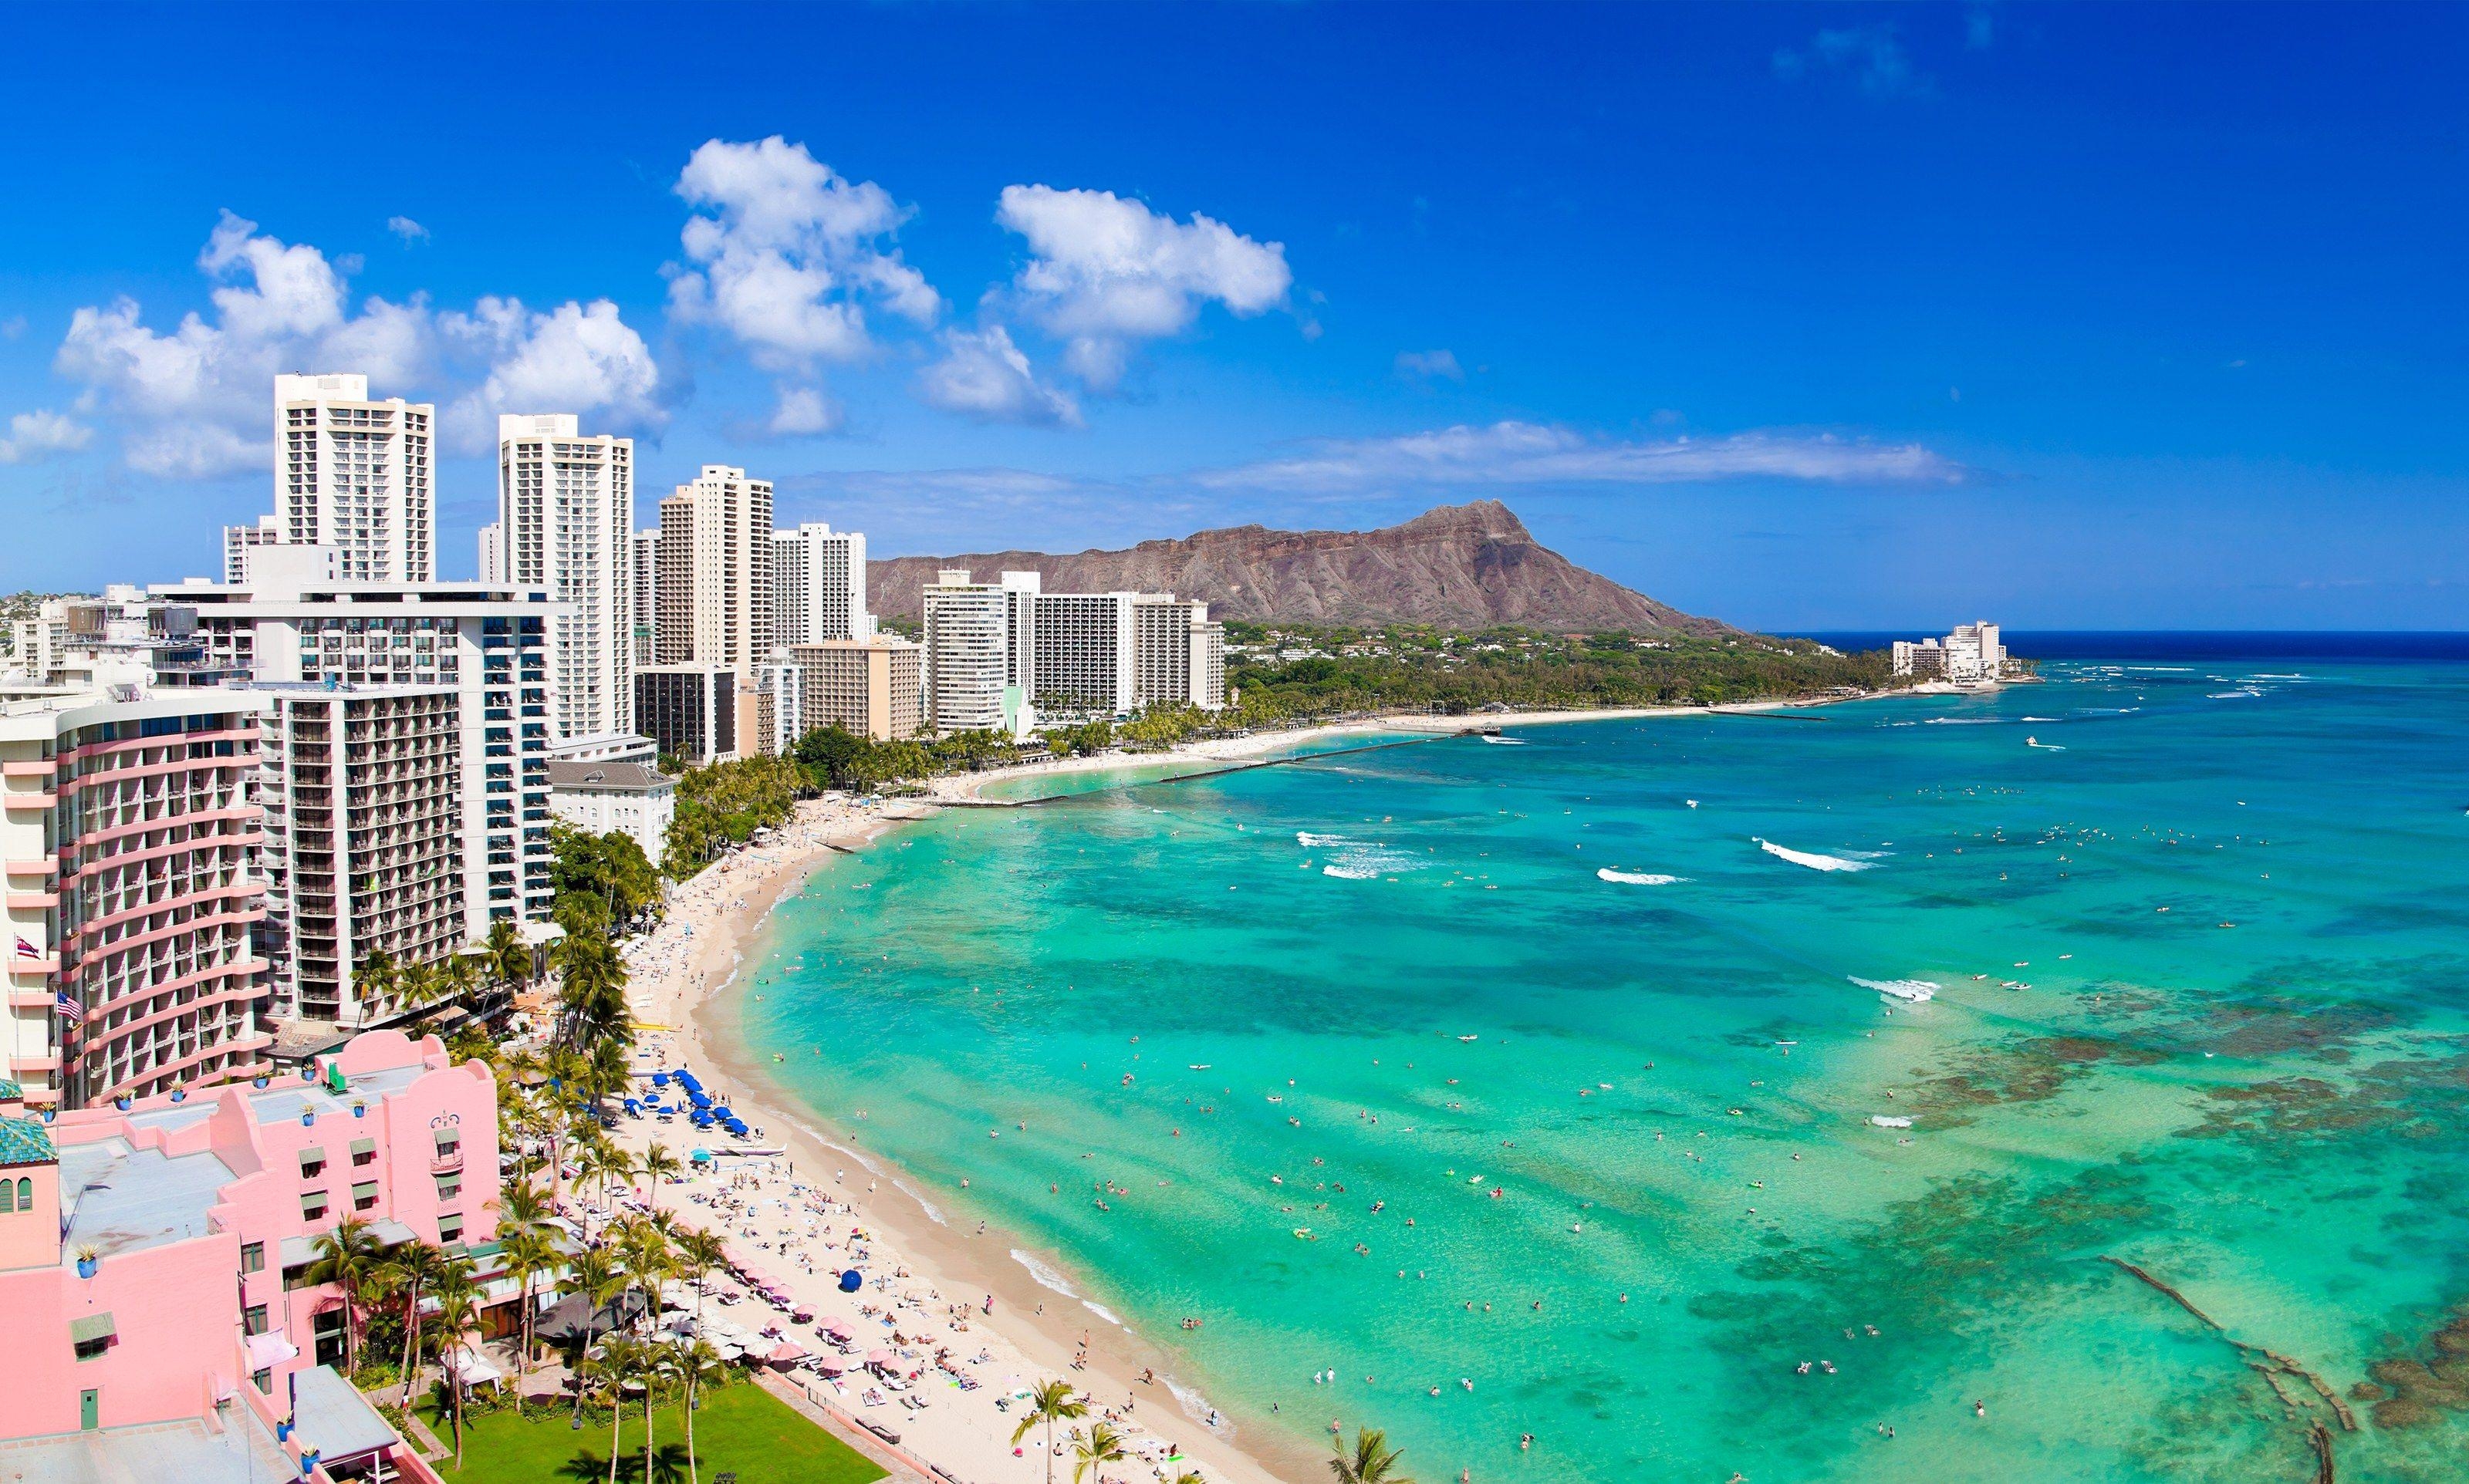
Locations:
1892;622;2006;684
495;414;635;740
770;522;871;646
654;466;772;676
1029;592;1136;719
921;569;1039;737
630;530;660;667
224;513;284;583
154;572;562;939
477;522;504;583
1132;595;1226;710
269;373;438;582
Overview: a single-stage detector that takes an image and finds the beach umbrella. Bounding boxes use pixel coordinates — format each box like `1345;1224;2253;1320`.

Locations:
839;1270;863;1293
688;1090;713;1107
690;1148;714;1162
821;1317;852;1338
713;1105;735;1120
768;1341;809;1364
677;1071;703;1090
866;1348;894;1367
816;1356;849;1374
652;1072;670;1087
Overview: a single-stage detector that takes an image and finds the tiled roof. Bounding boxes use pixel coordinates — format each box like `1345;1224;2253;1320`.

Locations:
0;1114;55;1168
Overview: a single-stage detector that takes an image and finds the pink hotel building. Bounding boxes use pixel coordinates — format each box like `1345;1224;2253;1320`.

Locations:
0;1027;495;1480
0;690;272;1110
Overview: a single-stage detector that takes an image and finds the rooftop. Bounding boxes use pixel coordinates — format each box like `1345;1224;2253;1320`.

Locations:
58;1137;238;1260
0;1415;292;1484
0;1113;56;1168
546;759;670;791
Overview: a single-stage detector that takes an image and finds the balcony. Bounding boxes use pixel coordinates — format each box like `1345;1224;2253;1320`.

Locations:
3;792;57;813
4;858;55;881
6;891;58;910
2;760;56;780
429;1150;464;1175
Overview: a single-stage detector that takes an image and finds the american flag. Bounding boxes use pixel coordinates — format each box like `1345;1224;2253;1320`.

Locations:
53;993;84;1024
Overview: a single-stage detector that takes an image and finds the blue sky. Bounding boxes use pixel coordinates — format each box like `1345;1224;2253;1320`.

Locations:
2;2;2462;630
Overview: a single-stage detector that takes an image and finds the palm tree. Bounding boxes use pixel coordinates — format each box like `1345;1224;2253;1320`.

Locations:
498;1225;559;1414
1328;1426;1413;1484
670;1227;727;1337
616;1216;674;1332
557;1245;629;1424
485;916;532;1000
1010;1379;1090;1484
674;1339;727;1484
382;1243;471;1411
302;1216;387;1377
1072;1422;1129;1484
356;949;398;1014
639;1142;681;1210
593;1334;640;1484
427;1273;485;1469
637;1339;677;1484
393;959;437;1016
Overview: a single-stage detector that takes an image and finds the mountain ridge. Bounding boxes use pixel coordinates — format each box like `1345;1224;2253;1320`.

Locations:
865;500;1724;634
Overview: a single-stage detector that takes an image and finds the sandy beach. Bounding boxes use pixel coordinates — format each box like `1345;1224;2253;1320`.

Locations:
600;699;1903;1484
611;791;1316;1484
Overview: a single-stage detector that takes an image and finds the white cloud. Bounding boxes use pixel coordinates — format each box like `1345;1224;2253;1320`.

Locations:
768;386;842;437
440;298;662;440
667;137;938;371
126;423;264;479
995;184;1291;389
1774;24;1928;98
916;326;1081;427
1201;421;1966;494
387;215;431;245
1394;349;1464;383
51;211;660;475
0;410;93;465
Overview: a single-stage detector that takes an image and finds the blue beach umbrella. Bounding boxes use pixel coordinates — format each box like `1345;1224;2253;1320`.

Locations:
838;1270;863;1293
652;1072;670;1088
713;1105;735;1120
690;1148;714;1162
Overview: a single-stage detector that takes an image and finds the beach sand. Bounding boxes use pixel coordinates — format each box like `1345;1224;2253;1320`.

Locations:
603;700;1900;1483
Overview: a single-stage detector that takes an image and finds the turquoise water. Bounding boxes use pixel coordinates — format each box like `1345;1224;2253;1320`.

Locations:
727;654;2469;1482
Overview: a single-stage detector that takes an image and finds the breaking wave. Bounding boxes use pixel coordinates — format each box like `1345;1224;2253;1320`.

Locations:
1597;868;1683;885
1009;1250;1079;1298
1851;976;1937;1003
1755;838;1874;872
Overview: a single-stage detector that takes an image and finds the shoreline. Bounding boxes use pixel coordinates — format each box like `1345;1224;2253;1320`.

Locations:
611;693;1932;1484
619;795;1317;1484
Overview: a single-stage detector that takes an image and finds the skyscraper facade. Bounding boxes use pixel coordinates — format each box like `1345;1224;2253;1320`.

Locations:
495;414;634;740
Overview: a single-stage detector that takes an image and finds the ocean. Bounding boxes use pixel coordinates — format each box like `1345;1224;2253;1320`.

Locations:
721;636;2469;1482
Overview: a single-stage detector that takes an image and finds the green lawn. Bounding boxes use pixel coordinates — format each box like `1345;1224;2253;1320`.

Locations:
420;1380;886;1484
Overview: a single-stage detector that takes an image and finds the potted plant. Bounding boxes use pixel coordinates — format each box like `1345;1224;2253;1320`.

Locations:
351;1099;366;1119
113;1096;131;1111
170;1088;187;1103
253;1075;271;1089
300;1108;315;1128
75;1245;99;1280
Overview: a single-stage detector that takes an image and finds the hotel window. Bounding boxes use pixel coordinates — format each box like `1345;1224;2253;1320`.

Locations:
300;1191;328;1220
299;1145;326;1179
243;1304;269;1337
434;1172;461;1201
353;1181;379;1212
240;1240;265;1275
350;1137;377;1167
437;1214;463;1245
252;1368;272;1395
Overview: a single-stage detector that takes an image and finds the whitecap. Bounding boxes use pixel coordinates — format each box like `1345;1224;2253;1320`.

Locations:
1597;868;1683;885
1922;717;2001;725
1009;1249;1080;1297
1850;976;1937;1003
1082;1299;1123;1326
1755;838;1874;872
1295;831;1349;848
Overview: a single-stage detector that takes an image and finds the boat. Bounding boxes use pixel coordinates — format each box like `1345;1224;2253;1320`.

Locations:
1684;800;1699;808
1188;1063;1211;1071
1869;1115;1913;1129
1479;733;1524;745
1457;1034;1479;1043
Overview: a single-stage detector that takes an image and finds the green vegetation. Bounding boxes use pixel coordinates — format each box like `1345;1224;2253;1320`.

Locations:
416;1375;883;1484
662;754;808;876
549;824;663;931
1223;621;1897;714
